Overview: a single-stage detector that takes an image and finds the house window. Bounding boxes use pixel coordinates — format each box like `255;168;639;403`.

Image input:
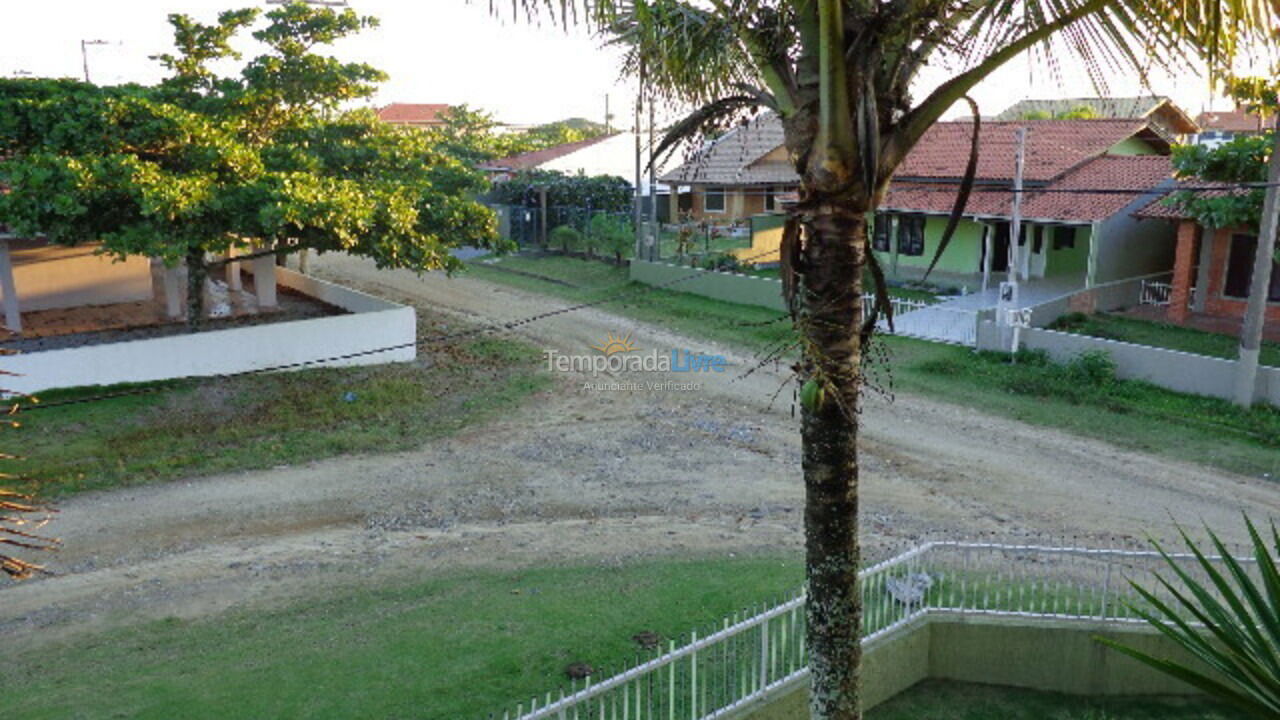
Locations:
1224;233;1280;301
1052;225;1077;250
764;187;777;212
1032;225;1044;254
896;214;925;257
872;213;891;252
704;187;726;213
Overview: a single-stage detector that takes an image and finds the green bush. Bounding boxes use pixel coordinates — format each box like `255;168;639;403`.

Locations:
548;225;583;253
700;252;743;273
588;212;633;263
1066;350;1117;387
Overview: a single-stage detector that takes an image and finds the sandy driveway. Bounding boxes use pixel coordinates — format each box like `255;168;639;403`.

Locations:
3;253;1274;647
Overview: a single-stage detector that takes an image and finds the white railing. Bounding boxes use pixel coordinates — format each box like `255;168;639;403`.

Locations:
1139;275;1174;306
488;540;1256;720
862;294;978;347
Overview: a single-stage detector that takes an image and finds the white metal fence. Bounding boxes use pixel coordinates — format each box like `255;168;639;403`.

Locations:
1139;274;1175;307
863;295;979;347
487;540;1256;720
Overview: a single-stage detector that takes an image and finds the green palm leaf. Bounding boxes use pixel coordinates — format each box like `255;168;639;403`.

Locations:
1098;519;1280;719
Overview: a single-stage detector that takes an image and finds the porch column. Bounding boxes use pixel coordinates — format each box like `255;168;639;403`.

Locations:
162;261;184;319
980;224;993;292
251;246;278;308
225;246;242;291
1085;222;1101;288
1191;225;1215;313
1168;220;1198;324
0;237;21;333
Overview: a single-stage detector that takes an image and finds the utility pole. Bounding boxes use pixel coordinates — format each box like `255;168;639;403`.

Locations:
80;39;108;83
998;127;1027;351
648;103;658;262
1232;118;1280;406
633;65;644;259
605;94;612;134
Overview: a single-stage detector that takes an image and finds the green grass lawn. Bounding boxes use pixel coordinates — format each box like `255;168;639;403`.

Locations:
1050;312;1280;368
467;254;1280;478
9;311;550;498
869;680;1242;719
1;555;802;720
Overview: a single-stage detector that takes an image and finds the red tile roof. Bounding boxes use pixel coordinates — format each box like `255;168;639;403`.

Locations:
1134;181;1243;221
478;133;617;172
884;154;1173;223
1195;108;1268;134
377;103;452;126
895;119;1159;182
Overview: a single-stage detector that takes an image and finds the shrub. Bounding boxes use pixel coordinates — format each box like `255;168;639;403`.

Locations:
1065;350;1117;387
700;252;742;272
588;212;633;263
548;225;583;253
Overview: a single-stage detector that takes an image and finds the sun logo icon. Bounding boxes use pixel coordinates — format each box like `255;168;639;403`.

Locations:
592;332;638;356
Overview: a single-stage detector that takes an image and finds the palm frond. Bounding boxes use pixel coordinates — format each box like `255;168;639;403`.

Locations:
1098;518;1280;719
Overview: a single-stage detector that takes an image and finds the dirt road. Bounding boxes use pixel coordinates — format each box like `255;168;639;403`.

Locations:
3;253;1274;647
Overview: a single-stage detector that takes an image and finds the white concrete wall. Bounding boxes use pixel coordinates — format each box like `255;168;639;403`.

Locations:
2;267;415;395
2;239;152;312
979;320;1280;406
1092;186;1178;285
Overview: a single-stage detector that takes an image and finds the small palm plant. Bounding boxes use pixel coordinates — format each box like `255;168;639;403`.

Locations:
1098;518;1280;718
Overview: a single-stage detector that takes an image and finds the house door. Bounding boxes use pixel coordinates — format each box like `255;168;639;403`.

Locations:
981;223;1011;273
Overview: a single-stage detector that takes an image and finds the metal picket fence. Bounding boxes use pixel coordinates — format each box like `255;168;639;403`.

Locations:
862;295;979;347
487;540;1257;720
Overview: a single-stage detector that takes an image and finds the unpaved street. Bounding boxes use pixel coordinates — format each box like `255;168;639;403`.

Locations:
3;253;1275;648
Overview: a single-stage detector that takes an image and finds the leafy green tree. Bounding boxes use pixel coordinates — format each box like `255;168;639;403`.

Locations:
0;3;497;329
549;225;584;252
495;1;1275;717
434;105;606;165
588;212;633;263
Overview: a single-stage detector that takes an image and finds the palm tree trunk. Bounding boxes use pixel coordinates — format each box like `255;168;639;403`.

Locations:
800;200;865;720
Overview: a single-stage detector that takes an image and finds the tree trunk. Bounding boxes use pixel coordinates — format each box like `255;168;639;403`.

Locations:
799;200;865;720
186;246;207;332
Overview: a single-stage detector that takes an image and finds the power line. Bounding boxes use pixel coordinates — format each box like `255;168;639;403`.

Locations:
16;246;784;413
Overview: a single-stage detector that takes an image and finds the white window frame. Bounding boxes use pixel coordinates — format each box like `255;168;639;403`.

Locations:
704;186;727;214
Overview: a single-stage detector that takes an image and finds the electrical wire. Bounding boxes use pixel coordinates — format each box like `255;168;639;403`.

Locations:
14;245;786;413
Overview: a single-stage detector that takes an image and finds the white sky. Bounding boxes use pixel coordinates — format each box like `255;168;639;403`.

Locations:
0;1;1254;127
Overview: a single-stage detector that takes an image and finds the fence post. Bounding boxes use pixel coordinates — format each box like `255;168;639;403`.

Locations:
1100;556;1113;620
690;630;698;720
668;640;675;720
758;616;769;691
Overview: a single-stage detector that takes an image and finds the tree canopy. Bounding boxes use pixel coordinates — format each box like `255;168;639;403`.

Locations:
0;2;499;317
432;105;609;166
1167;75;1277;234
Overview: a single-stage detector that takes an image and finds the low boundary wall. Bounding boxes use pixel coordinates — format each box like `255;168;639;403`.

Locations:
3;267;416;395
742;616;1209;720
630;259;786;311
978;320;1280;406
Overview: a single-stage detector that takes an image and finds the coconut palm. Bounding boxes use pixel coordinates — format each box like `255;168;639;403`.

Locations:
493;1;1276;718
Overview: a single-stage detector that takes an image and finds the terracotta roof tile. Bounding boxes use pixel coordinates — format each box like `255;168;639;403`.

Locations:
662;114;1158;185
884;155;1173;223
376;103;452;125
1195;108;1268;134
478;133;618;172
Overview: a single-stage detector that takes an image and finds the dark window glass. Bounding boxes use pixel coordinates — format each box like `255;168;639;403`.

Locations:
1052;226;1077;250
896;215;925;257
1224;234;1280;301
704;187;726;212
1017;222;1027;246
872;214;891;252
1032;225;1044;254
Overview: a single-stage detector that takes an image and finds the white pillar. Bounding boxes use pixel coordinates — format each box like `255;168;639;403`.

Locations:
298;248;310;275
162;262;184;319
252;247;277;308
1191;226;1215;313
225;246;242;291
0;238;21;333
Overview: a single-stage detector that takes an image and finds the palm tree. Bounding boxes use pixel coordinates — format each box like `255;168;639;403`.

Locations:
494;2;1275;718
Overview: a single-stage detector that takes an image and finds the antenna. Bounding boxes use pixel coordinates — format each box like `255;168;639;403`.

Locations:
80;39;110;84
